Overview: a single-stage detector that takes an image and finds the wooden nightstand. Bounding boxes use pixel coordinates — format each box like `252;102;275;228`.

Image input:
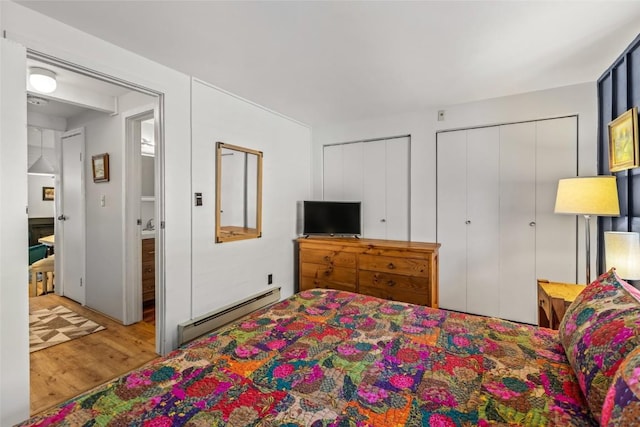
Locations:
537;279;585;329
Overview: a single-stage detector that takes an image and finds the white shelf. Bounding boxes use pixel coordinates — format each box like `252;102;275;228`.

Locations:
141;196;155;202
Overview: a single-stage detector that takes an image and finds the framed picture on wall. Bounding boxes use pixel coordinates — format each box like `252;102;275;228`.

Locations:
92;153;110;183
608;106;639;172
42;186;54;201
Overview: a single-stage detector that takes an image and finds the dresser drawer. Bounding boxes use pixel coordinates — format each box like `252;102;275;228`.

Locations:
359;254;429;277
300;263;357;292
300;249;356;268
359;270;428;294
359;284;429;306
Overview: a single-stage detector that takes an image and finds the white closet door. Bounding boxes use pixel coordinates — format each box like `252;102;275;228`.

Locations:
363;140;387;239
386;137;410;240
323;144;343;200
536;117;578;283
499;122;537;324
342;142;364;201
437;131;468;312
466;127;500;317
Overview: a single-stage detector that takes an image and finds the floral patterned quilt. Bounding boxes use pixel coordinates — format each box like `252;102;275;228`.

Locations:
20;289;596;426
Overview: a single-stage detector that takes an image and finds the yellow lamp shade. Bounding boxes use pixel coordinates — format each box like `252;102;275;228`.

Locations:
555;176;620;216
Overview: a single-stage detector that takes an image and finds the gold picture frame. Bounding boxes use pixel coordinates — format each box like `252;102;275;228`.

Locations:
42;186;54;201
609;106;639;172
92;153;110;183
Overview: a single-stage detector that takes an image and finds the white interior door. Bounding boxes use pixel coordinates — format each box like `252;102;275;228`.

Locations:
386;137;410;240
342;142;363;202
536;117;578;283
437;130;468;312
59;128;86;304
466;127;500;317
323;144;343;200
362;140;386;239
499;122;536;323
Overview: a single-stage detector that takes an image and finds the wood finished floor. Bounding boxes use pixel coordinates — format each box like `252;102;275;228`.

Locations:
29;293;157;416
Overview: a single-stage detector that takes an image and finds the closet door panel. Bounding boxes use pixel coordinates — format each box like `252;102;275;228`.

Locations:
362;140;387;239
342;142;364;202
386;137;410;240
499;122;537;324
466;127;500;317
323;144;343;200
437;131;468;312
536;117;578;283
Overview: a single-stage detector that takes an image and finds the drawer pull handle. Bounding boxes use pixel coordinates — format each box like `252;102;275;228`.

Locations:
539;299;545;306
387;263;395;269
387;280;396;287
324;256;331;262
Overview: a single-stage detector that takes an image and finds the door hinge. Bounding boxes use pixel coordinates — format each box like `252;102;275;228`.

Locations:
161;221;165;229
80;277;83;287
80;152;83;162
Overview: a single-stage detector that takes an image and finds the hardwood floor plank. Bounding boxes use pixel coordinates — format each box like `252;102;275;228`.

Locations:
29;294;157;416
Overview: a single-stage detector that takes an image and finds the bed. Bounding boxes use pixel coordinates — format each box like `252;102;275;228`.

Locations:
19;270;640;426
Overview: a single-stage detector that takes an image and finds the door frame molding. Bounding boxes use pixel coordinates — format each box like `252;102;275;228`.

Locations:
27;49;166;354
123;107;155;325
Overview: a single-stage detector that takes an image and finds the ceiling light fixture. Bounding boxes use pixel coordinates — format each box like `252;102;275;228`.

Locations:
28;128;56;176
29;67;57;94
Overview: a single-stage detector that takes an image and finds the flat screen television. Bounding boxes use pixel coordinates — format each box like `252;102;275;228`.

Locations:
303;201;361;236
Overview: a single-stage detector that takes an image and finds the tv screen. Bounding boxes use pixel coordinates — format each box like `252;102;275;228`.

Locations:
303;201;361;236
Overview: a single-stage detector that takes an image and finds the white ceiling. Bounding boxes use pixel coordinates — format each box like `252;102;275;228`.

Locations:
17;1;640;126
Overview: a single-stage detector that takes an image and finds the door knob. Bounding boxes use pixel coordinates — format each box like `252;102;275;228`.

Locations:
380;219;386;223
57;215;67;221
465;220;471;225
529;222;536;227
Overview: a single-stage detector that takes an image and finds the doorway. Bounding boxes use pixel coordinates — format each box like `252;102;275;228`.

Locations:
25;53;164;411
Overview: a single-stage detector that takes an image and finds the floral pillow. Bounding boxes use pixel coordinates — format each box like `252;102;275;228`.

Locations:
601;345;640;425
558;269;640;422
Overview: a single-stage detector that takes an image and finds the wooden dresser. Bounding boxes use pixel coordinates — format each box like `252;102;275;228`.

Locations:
142;238;155;303
297;237;440;308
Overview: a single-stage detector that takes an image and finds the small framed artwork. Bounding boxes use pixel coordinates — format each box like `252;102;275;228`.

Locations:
42;186;54;201
92;153;110;183
609;106;639;172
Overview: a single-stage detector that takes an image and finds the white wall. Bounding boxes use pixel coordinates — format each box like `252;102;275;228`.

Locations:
191;79;311;317
28;174;55;218
313;82;598;282
0;36;29;426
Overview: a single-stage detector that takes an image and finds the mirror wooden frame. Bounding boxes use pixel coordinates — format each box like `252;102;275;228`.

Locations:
215;142;263;243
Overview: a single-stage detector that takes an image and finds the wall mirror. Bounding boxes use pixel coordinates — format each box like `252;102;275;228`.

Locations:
216;142;263;243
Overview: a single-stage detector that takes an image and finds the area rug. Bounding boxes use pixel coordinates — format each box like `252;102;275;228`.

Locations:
30;305;106;353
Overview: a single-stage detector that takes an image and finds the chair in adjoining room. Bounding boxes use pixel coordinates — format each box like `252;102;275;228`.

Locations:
30;256;55;296
28;244;54;296
29;244;47;266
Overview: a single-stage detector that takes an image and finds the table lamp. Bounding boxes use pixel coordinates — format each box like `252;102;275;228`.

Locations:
555;176;620;284
604;231;640;280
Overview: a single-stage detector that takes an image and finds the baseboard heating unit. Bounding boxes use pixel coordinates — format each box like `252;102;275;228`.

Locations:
178;287;281;346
